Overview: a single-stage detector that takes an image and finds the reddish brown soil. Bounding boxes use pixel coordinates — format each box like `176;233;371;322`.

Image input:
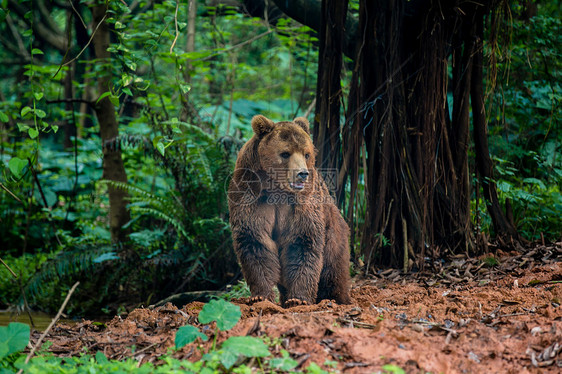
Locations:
33;242;562;373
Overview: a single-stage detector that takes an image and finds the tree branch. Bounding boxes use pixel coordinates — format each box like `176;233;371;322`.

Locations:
270;0;433;60
271;0;359;58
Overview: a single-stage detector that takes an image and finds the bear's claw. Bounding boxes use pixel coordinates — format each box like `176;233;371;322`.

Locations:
248;296;266;304
285;298;308;308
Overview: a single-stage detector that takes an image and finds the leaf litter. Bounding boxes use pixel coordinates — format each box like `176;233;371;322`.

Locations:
27;241;562;373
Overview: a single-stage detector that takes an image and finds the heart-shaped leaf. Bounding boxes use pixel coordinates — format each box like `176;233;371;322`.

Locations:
221;336;270;358
175;325;208;349
0;322;30;360
8;157;28;178
198;299;241;331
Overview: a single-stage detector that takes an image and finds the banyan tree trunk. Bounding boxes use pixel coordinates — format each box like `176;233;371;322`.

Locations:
338;0;517;269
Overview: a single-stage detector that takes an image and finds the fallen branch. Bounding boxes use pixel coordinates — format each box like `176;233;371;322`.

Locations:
336;317;378;329
18;281;80;373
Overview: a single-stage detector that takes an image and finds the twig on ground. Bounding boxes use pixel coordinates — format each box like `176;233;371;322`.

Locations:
122;342;158;359
336;317;378;329
18;281;80;373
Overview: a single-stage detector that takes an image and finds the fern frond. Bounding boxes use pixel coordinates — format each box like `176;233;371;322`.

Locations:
196;147;214;185
24;245;116;301
132;206;190;240
102;135;151;152
104;180;186;216
161;120;214;143
101;179;194;241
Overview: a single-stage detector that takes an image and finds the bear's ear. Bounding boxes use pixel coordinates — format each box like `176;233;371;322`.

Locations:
293;117;310;134
251;115;275;137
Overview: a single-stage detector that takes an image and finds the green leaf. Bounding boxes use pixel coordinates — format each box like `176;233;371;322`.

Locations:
179;83;191;94
382;364;406;374
122;87;133;96
8;157;28;178
121;73;133;87
93;252;120;263
175;325;208;349
34;92;44;101
31;48;43;55
306;362;329;373
155;142;165;156
198;299;241;331
28;127;39;139
96;91;113;104
109;95;120;107
95;351;108;364
217;349;239;369
125;61;137;71
16;123;29;132
269;350;298;370
221;336;270;358
523;177;546;190
153;136;165;156
0;322;30;360
0;111;9;123
21;106;32;117
35;109;46;118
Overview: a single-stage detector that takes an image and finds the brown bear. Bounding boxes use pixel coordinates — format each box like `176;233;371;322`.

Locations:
228;114;351;307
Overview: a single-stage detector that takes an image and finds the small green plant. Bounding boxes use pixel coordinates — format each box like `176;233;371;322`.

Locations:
269;349;299;371
17;352;205;373
305;362;330;374
382;363;406;374
221;280;252;300
482;255;499;267
198;298;242;332
175;325;208;348
3;299;349;373
175;298;270;370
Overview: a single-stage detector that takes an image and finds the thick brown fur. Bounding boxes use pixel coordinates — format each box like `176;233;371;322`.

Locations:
228;115;351;307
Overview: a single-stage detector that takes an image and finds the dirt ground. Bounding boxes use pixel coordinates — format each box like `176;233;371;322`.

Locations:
32;241;562;373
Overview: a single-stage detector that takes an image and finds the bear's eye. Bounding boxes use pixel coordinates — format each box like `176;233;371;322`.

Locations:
305;153;311;160
280;152;290;159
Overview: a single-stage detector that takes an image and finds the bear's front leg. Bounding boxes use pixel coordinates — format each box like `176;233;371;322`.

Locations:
233;229;280;303
279;235;324;307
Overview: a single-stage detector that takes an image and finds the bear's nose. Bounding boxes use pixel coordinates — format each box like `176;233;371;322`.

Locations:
296;170;309;181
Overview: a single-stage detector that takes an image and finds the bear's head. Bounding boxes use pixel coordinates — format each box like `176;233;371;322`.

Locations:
251;115;315;193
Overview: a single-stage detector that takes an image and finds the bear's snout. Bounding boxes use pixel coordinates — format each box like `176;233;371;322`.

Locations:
296;170;309;181
289;169;309;190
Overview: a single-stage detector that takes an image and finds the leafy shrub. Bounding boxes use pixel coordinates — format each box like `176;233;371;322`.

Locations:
483;10;562;241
